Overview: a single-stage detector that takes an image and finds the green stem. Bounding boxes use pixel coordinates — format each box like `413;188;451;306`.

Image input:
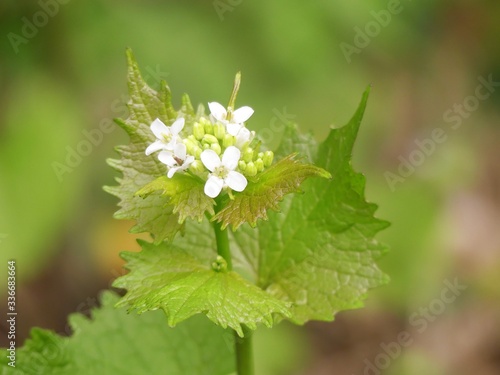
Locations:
235;327;254;375
213;219;232;271
212;208;253;375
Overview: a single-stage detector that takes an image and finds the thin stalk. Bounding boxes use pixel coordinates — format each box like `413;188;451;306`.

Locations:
235;326;254;375
213;219;232;271
212;207;253;375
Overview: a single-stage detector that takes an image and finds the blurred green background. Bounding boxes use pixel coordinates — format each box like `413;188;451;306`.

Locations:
1;0;500;374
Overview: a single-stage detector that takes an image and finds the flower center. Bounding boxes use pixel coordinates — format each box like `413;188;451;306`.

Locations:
161;133;172;143
173;156;184;166
213;166;229;179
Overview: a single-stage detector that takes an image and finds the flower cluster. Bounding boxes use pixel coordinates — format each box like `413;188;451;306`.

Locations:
145;102;274;198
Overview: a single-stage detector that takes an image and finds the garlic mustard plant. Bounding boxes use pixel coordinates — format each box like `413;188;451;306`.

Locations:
107;50;388;375
0;49;389;375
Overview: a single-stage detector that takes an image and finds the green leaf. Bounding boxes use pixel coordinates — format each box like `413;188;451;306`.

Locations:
104;49;185;243
0;291;235;375
136;174;215;223
231;86;390;324
214;155;330;230
113;231;291;337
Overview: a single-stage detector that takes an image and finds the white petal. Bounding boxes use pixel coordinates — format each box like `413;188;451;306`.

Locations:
150;118;169;139
226;122;242;136
204;176;224;198
235;127;251;148
232;106;254;123
225;171;247;192
222;146;240;170
167;167;180;178
174;142;187;160
200;149;221;172
170;118;185;135
145;140;164;155
158;151;176;167
208;102;227;122
183;155;195;167
165;137;179;151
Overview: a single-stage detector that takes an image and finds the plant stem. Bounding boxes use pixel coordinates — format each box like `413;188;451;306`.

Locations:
212;211;253;375
213;220;232;271
235;327;254;375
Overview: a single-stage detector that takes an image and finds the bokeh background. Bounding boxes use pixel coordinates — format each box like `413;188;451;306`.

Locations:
1;0;500;374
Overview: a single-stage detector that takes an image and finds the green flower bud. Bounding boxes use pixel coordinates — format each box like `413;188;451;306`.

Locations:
243;147;254;163
263;151;274;167
211;255;227;272
183;138;197;154
238;160;247;171
203;143;210;150
255;159;264;172
193;122;205;140
257;152;264;159
188;160;205;175
213;124;226;140
223;134;235;148
246;161;257;176
210;143;222;155
202;134;218;145
204;121;214;135
193;146;202;159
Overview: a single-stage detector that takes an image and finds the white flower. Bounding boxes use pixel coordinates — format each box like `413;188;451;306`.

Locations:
208;102;254;136
235;127;255;148
200;146;248;198
145;118;185;155
158;143;194;178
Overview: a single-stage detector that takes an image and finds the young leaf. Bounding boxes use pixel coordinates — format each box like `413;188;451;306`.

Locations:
113;229;291;337
104;49;186;243
0;291;235;375
136;174;215;223
213;155;330;230
231;87;390;324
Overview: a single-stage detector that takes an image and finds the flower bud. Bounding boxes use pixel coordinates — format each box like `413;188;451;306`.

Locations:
213;124;226;140
257;152;264;159
243;147;254;163
199;117;211;126
210;143;222;155
203;143;210;150
192;146;202;159
245;162;257;176
263;151;274;167
204;121;214;135
193;122;205;140
223;134;235;148
238;160;247;171
189;160;205;175
255;159;264;172
202;134;218;145
183;138;197;154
